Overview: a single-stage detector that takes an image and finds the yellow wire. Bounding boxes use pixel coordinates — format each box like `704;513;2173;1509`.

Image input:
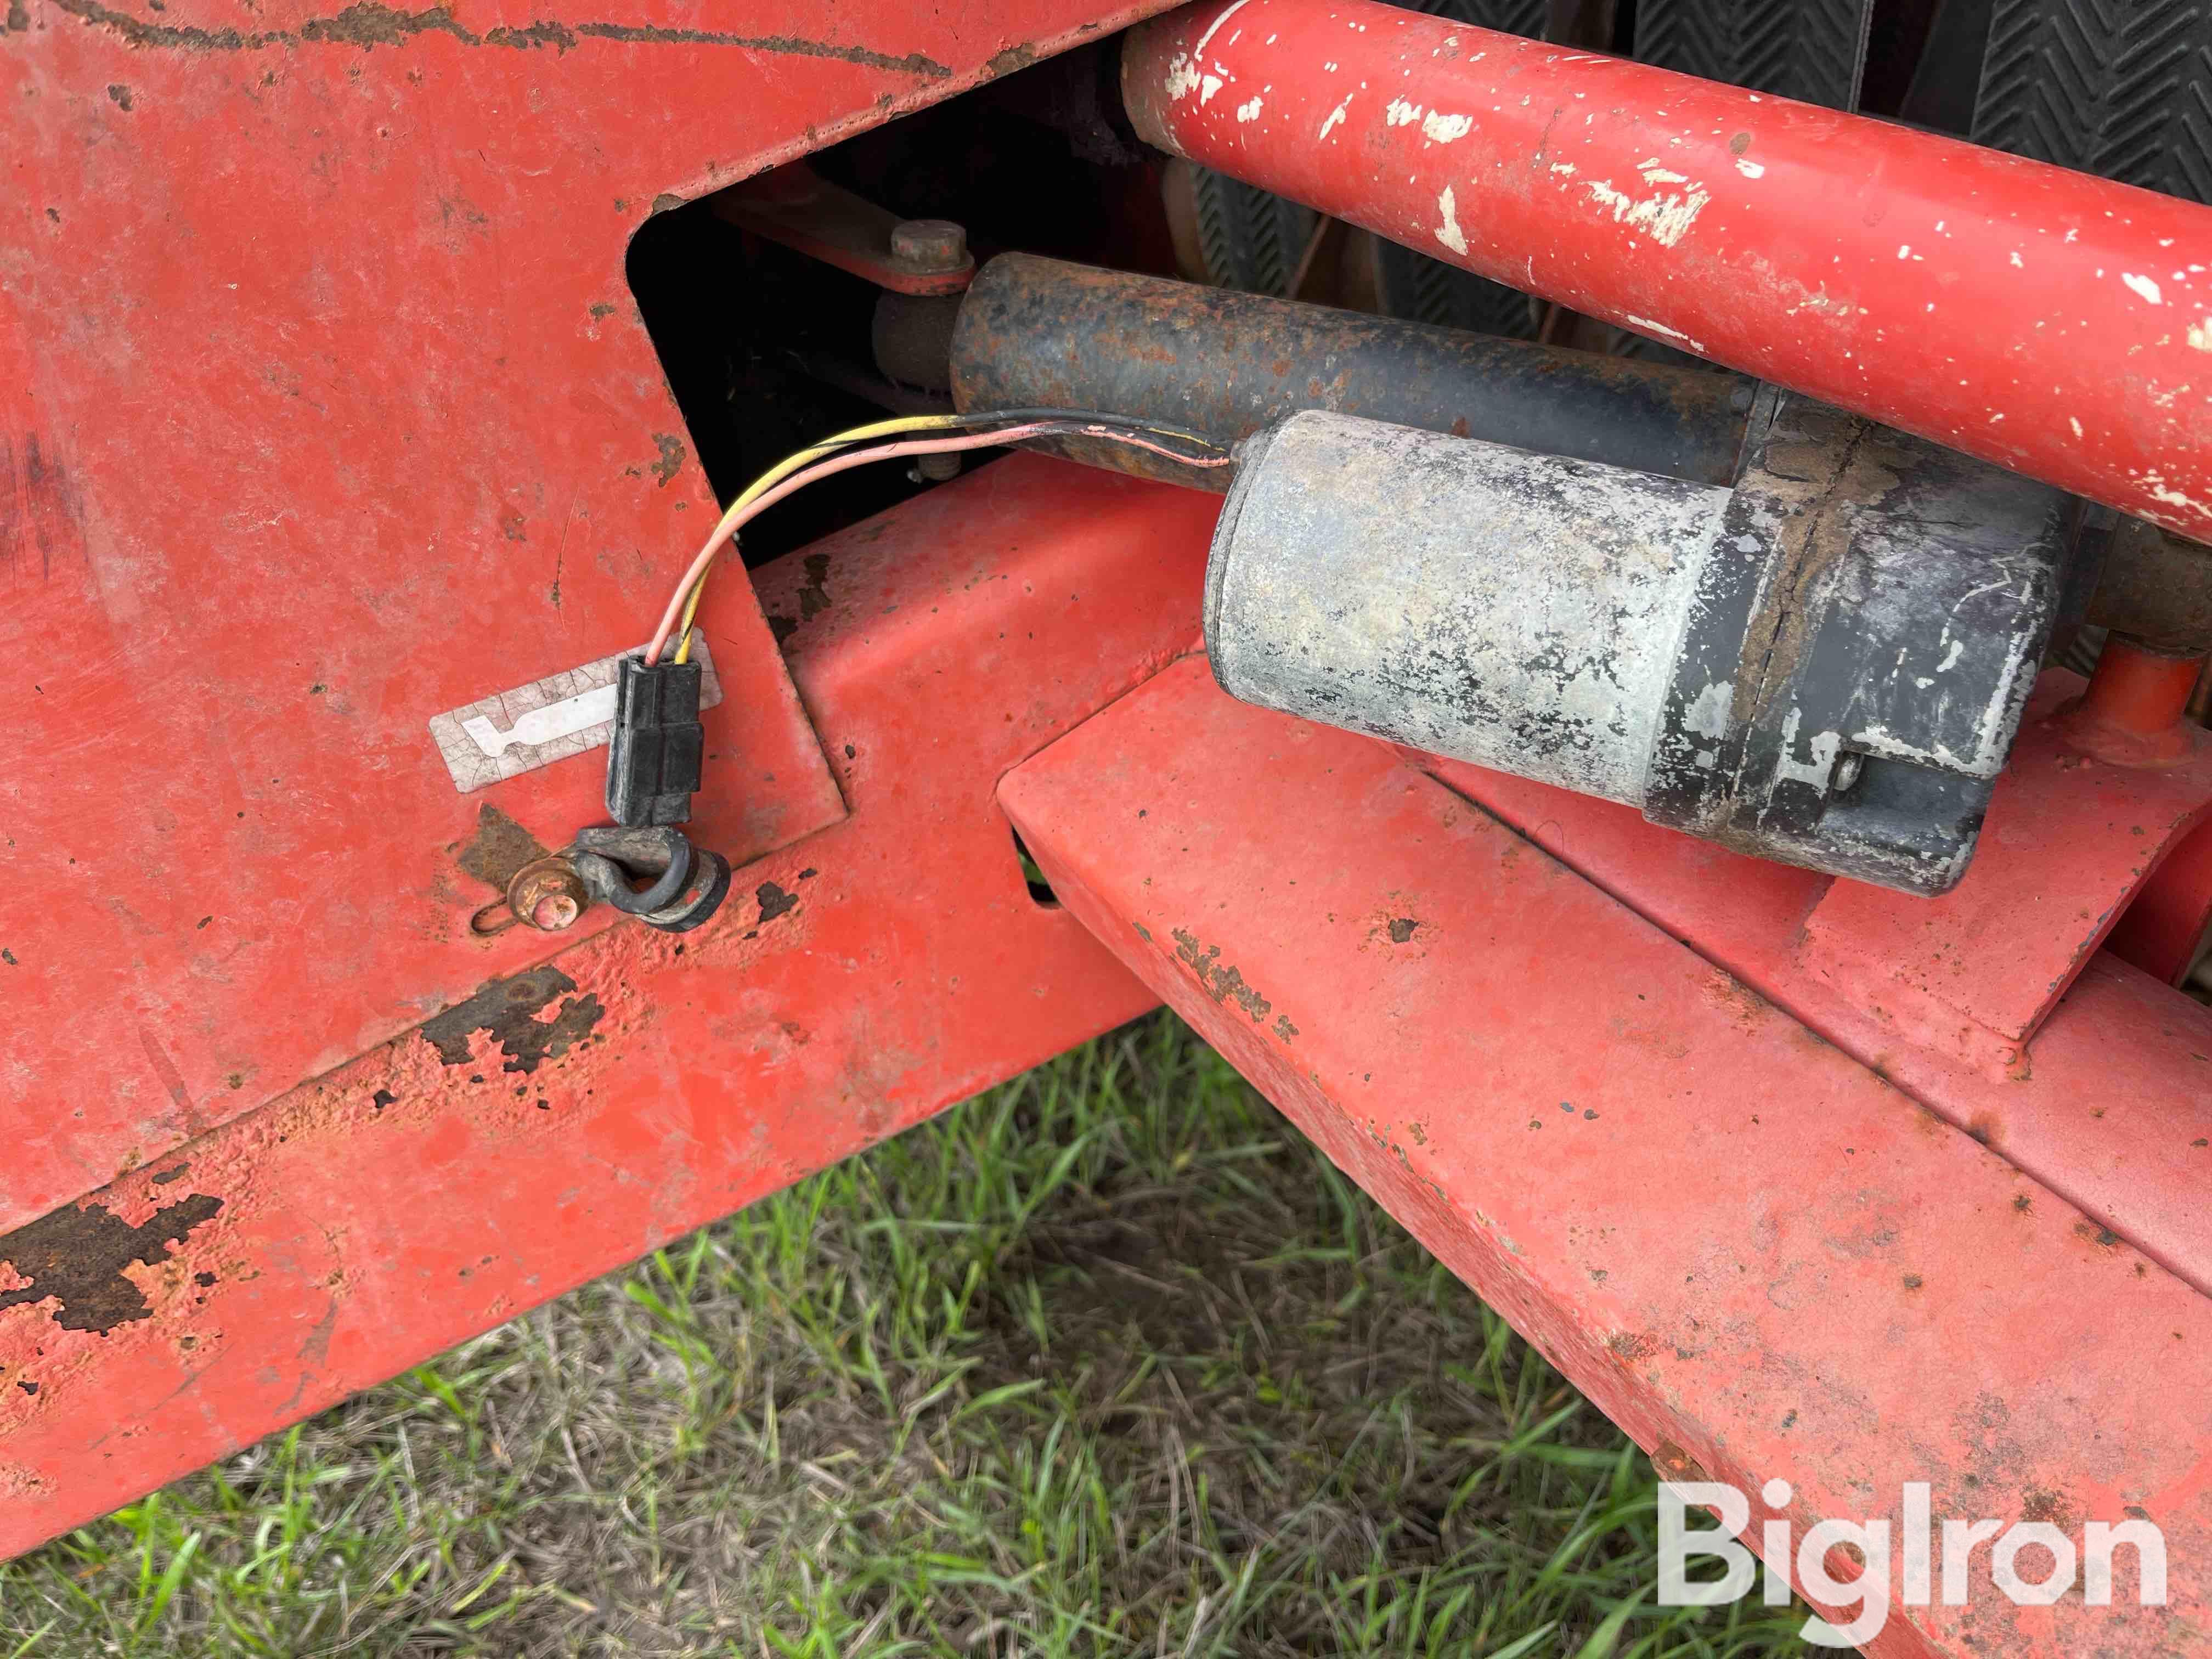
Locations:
672;413;968;664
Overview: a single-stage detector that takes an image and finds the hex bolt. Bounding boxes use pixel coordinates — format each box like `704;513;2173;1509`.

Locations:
507;856;591;933
1831;752;1865;795
889;218;968;274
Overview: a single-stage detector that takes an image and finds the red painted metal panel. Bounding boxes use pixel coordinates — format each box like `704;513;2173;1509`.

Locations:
1001;657;2212;1659
2107;817;2212;987
0;0;1182;1233
1798;674;2212;1063
0;454;1221;1559
1121;0;2212;543
1427;743;2212;1296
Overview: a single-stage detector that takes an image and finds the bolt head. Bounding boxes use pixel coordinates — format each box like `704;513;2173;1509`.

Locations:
507;856;590;933
890;218;967;273
532;893;581;931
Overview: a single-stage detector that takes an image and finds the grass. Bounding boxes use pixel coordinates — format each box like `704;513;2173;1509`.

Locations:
0;1014;1812;1657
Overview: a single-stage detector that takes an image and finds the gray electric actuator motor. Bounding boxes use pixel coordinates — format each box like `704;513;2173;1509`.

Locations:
1201;398;2073;895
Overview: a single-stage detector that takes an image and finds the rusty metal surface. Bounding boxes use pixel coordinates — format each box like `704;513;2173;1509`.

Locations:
0;0;1190;1236
1121;0;2212;545
0;453;1221;1560
1001;655;2212;1659
950;254;1754;488
2084;520;2212;656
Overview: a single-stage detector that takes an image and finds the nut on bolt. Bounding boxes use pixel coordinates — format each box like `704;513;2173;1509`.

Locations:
507;856;590;933
889;218;968;274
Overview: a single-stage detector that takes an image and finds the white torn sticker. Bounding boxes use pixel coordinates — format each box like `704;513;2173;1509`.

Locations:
428;640;724;794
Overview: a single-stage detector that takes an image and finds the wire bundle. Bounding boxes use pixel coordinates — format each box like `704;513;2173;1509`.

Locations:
649;409;1231;665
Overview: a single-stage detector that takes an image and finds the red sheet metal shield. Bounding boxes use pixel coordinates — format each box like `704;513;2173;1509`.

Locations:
0;0;1184;1232
0;455;1223;1557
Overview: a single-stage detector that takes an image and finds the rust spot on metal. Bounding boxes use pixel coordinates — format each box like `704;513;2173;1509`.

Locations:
0;1193;223;1334
1386;916;1418;944
1610;1330;1661;1361
420;966;604;1074
47;0;952;72
2021;1487;2073;1527
756;881;800;924
1170;928;1278;1027
1695;968;1768;1027
453;803;549;892
649;432;685;487
1651;1441;1708;1483
764;552;833;647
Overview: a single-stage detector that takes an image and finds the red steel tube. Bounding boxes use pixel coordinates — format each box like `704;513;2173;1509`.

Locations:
1123;0;2212;542
2057;636;2209;767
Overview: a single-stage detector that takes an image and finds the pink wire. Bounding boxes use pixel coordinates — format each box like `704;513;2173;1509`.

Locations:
645;424;1231;664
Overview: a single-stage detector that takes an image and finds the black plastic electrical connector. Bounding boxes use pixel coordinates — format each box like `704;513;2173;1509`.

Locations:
605;653;704;827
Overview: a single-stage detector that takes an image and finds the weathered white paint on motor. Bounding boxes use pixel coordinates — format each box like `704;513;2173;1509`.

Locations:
1203;411;1730;806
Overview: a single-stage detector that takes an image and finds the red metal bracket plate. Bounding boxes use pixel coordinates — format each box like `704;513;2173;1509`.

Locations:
1424;755;2212;1296
1799;673;2212;1066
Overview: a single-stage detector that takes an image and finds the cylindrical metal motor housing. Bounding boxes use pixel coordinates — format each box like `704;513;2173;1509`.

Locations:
1207;410;1729;805
1206;407;2074;895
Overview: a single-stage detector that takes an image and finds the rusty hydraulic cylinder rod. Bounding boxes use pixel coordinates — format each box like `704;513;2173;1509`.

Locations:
1122;0;2212;544
950;253;1754;488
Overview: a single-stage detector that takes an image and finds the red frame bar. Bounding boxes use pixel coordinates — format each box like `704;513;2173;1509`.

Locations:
1123;0;2212;543
1003;658;2212;1659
